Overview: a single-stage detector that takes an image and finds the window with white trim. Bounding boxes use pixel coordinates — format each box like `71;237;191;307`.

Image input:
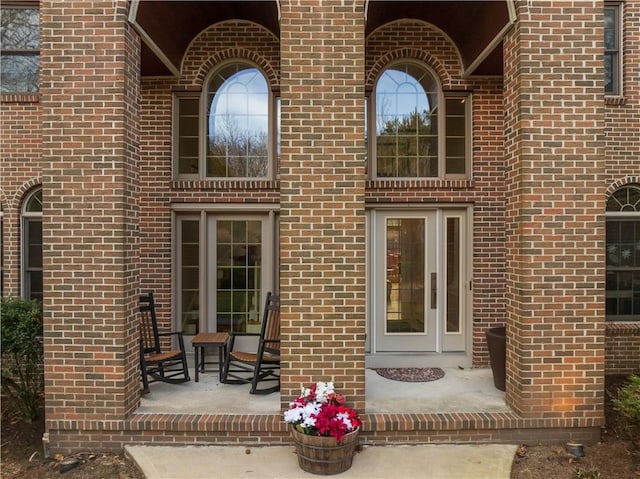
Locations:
0;4;39;93
605;185;640;321
22;187;42;302
174;62;279;179
369;62;471;179
604;2;622;96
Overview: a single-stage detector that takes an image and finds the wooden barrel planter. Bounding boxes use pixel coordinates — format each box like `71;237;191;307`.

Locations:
291;427;359;475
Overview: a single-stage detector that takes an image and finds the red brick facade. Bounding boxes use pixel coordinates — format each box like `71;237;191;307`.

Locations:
1;0;638;452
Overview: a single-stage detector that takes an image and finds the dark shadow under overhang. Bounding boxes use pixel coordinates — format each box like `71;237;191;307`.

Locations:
366;0;515;76
130;0;280;77
130;0;513;78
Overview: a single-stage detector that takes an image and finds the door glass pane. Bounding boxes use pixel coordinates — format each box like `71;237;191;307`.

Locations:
386;218;424;333
446;218;460;333
180;220;199;334
216;220;262;333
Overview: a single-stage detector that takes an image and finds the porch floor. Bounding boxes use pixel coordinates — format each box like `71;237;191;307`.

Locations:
137;366;510;415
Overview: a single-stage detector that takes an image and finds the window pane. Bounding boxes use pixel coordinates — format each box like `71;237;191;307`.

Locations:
604;7;617;50
607;185;640;212
446;218;460;333
206;66;269;178
604;5;620;95
180;220;200;334
386;218;425;333
0;8;39;93
176;97;200;175
1;8;39;49
376;65;438;178
606;215;640;321
1;55;38;93
445;97;467;175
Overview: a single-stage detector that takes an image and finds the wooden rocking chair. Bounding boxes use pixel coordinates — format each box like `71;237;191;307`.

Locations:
222;292;280;394
139;292;190;394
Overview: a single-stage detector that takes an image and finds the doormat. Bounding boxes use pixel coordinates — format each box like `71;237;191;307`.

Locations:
371;367;445;382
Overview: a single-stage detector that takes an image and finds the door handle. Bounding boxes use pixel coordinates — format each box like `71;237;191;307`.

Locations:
430;272;437;309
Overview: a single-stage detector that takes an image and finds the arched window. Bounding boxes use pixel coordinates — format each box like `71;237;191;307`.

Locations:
173;62;277;179
371;62;470;179
606;184;640;321
22;187;42;302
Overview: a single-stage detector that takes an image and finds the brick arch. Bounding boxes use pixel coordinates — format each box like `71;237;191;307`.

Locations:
12;178;42;212
0;188;8;214
366;48;451;91
605;176;640;197
195;49;279;90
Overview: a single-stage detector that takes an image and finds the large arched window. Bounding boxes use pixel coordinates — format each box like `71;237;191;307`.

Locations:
22;187;42;303
606;184;640;321
173;62;277;179
370;62;470;179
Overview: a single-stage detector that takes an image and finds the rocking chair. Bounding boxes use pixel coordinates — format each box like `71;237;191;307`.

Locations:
139;292;190;394
222;292;280;394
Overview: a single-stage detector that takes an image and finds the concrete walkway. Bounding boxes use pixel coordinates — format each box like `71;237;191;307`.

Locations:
126;443;517;479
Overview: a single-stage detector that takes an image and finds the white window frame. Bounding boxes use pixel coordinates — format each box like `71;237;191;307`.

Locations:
172;61;278;180
368;61;472;180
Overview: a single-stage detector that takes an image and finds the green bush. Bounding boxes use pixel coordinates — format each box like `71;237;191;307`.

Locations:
612;374;640;446
1;297;44;422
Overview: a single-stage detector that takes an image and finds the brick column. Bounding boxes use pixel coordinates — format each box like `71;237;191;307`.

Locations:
41;0;140;442
279;0;367;409
503;0;605;427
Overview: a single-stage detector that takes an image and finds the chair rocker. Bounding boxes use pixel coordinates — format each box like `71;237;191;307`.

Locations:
222;292;280;394
139;292;190;394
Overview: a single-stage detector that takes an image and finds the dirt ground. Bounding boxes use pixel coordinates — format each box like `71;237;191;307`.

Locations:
1;375;638;479
511;375;640;479
0;408;144;479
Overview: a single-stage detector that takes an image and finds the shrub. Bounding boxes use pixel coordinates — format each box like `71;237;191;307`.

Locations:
1;297;44;422
612;374;640;446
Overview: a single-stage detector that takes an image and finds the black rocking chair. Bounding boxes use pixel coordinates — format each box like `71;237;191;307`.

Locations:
139;292;190;394
222;292;280;394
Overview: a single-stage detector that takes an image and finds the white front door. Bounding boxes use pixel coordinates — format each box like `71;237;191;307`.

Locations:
369;208;470;360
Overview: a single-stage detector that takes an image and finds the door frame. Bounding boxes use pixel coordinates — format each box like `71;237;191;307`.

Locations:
365;205;473;368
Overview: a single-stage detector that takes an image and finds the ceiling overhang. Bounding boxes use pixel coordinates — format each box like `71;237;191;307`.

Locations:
365;1;516;76
130;0;514;78
129;1;281;77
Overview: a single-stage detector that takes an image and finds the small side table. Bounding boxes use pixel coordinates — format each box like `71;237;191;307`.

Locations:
191;332;229;382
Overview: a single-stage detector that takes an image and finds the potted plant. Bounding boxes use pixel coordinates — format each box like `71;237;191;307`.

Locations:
284;381;361;475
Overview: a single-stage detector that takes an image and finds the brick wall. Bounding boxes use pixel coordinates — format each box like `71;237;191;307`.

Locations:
40;0;140;425
279;0;367;410
503;0;606;420
1;0;637;453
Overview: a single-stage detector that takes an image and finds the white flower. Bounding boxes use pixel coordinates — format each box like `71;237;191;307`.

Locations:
337;412;353;430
